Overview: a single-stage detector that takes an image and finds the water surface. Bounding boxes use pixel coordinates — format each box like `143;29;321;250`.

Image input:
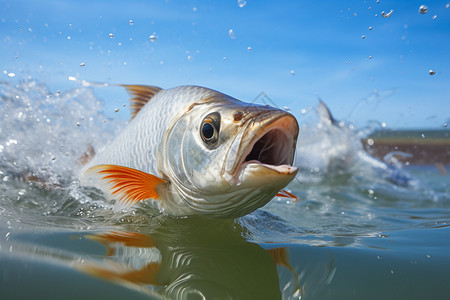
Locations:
1;82;449;299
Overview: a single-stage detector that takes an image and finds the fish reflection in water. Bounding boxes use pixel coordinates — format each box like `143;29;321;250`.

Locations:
76;217;299;299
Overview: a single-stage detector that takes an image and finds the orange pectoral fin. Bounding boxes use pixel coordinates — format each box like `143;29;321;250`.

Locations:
86;164;168;212
276;189;298;202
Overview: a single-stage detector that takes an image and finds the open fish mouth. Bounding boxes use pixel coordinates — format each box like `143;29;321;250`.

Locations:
226;111;299;184
244;128;291;166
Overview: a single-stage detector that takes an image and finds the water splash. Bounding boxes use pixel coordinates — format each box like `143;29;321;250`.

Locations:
0;80;122;226
293;100;412;187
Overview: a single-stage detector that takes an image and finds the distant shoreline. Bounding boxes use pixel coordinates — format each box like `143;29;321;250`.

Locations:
363;129;450;165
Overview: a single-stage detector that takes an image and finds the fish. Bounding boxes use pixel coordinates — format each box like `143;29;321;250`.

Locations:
80;85;299;217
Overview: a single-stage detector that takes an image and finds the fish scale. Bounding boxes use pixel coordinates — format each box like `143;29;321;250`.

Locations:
83;86;219;176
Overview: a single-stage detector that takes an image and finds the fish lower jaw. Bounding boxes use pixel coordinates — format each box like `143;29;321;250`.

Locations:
233;161;298;186
245;160;298;174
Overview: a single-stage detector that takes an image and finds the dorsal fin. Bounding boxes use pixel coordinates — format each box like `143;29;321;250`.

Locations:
317;99;339;126
121;85;163;119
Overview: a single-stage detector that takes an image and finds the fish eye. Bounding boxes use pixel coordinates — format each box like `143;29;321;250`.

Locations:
202;122;214;140
200;112;220;147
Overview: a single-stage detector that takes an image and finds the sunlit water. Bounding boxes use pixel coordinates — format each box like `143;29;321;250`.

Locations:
1;81;449;299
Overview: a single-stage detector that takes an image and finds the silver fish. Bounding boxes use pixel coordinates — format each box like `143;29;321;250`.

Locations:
80;85;299;217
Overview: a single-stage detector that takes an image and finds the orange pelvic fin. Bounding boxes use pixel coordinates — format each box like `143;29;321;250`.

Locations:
266;247;300;295
86;164;168;212
266;247;295;273
276;189;298;202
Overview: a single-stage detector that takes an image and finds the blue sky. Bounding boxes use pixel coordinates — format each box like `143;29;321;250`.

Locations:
1;0;449;128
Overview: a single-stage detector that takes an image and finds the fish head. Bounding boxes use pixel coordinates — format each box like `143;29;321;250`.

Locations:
162;88;299;217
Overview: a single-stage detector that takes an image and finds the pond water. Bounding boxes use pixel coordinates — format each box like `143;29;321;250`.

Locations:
1;82;449;299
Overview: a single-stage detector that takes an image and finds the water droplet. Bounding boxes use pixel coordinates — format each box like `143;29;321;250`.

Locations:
429;69;436;75
367;138;374;146
432;14;437;19
68;76;77;81
247;46;252;51
368;189;374;194
187;55;192;61
421;133;425;138
446;4;449;9
376;0;380;3
228;29;235;39
129;19;134;25
444;123;448;128
114;108;119;113
369;26;373;30
193;7;198;12
67;36;71;40
80;62;85;68
149;33;157;42
109;33;114;38
7;72;15;78
76;122;81;126
381;9;394;18
290;70;295;75
362;35;366;39
381;122;387;128
369;55;373;59
419;5;428;14
238;0;247;8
